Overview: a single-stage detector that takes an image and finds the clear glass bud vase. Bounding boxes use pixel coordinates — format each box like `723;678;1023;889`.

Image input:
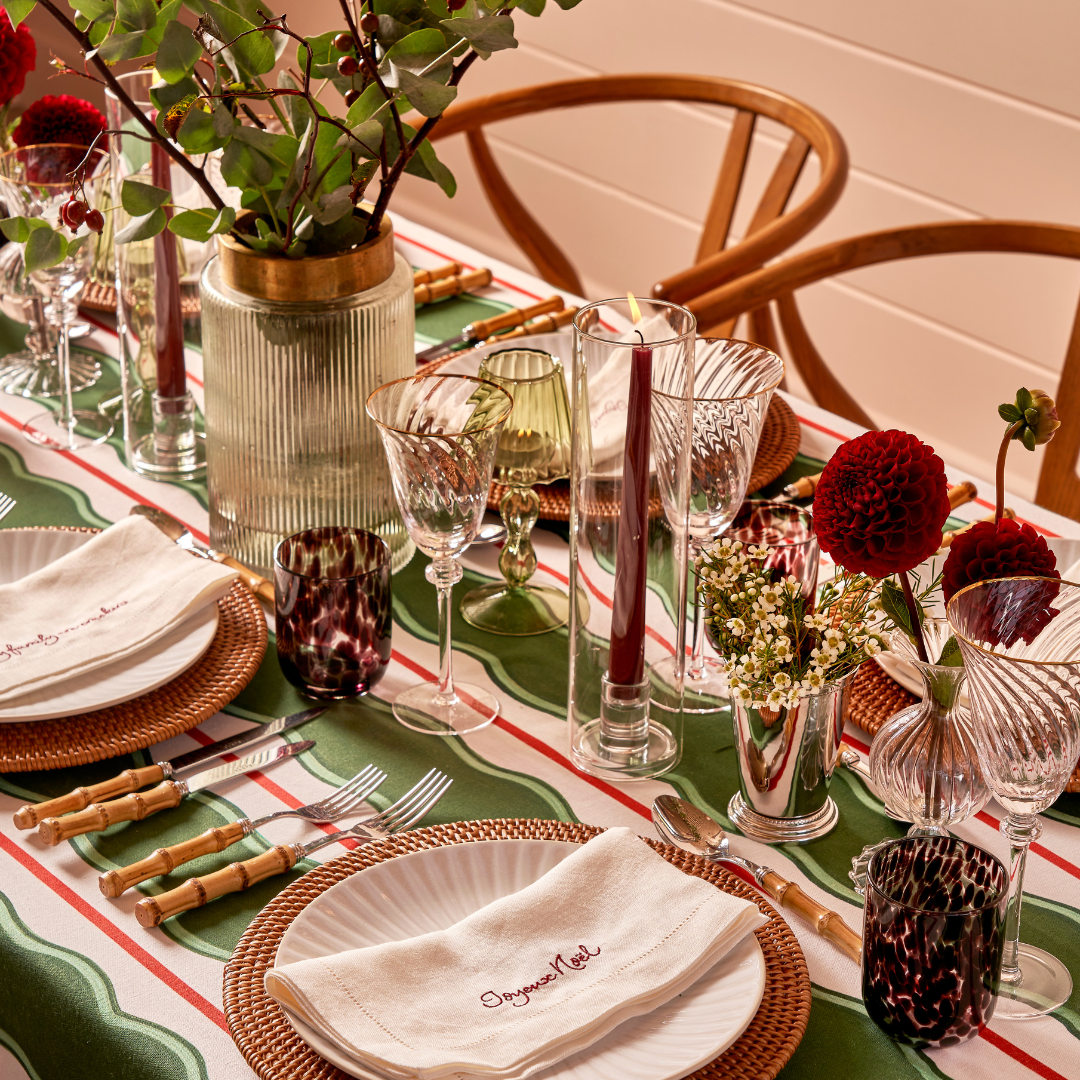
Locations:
870;619;990;833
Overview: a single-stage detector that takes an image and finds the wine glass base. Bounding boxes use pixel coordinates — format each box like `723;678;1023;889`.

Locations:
392;681;499;736
993;944;1074;1018
0;351;100;398
647;655;729;714
22;409;113;451
460;581;582;636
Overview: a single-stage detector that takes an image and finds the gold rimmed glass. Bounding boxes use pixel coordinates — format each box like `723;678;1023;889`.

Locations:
367;374;513;735
460;347;575;635
948;576;1080;1018
0;143;113;450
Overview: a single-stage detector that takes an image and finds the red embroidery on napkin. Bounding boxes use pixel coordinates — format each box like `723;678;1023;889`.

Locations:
480;945;601;1009
0;601;129;664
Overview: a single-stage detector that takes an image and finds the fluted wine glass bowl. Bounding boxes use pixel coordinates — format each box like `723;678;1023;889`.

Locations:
367;374;513;735
460;348;575;636
948;576;1080;1018
650;338;784;714
870;619;989;833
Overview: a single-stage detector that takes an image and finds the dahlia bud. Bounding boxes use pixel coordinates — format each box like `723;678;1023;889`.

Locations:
998;387;1061;452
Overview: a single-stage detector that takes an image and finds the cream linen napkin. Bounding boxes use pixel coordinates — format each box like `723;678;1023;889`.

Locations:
0;516;237;704
265;827;766;1080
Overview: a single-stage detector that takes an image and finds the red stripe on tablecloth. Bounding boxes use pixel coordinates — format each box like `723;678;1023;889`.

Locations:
395;231;543;303
388;648;653;821
0;831;229;1031
794;412;851;444
0;409;210;546
979;1028;1071;1080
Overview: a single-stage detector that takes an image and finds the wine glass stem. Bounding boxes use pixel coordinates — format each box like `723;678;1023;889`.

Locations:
55;285;73;431
427;558;463;707
1000;811;1041;984
688;539;707;681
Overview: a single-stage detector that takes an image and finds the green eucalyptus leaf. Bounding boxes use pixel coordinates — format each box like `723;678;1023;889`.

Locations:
176;104;226;154
23;226;66;272
97;29;152;62
338;119;386;156
278;71;312;136
116;0;156;30
351;159;379;200
238;233;273;252
346;84;387;127
312;187;354;225
514;0;545;13
156;19;203;82
4;0;36;26
440;13;516;54
212;101;237;139
146;0;183;45
936;635;964;668
0;216;49;243
285;239;307;258
406;133;455;196
115;206;168;243
552;0;583;7
150;75;200;112
392;67;456;117
66;234;88;258
221;138;274;187
383;27;452;75
230;126;300;176
195;1;276;80
121;180;171;216
998;402;1022;423
376;15;414;48
71;0;111;22
168;205;236;240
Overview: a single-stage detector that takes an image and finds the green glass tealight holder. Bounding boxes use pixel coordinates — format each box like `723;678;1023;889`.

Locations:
461;348;575;635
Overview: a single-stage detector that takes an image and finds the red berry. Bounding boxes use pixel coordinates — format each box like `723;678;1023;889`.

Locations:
333;32;354;51
337;55;358;77
61;197;86;229
447;0;466;9
84;208;104;233
359;11;378;33
344;89;360;107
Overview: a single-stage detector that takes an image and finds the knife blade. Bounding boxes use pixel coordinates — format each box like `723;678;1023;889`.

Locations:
12;707;327;830
38;740;316;846
415;295;565;363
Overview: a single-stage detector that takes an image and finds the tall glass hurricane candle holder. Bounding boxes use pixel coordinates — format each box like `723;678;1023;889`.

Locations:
106;72;211;481
948;576;1080;1018
568;298;695;780
461;347;574;635
368;374;513;735
0;144;113;451
648;339;783;713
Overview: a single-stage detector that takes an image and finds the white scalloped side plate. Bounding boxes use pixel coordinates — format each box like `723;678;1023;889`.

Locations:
275;839;766;1080
0;528;218;721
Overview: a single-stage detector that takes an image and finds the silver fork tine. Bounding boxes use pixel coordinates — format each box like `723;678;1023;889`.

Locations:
320;765;385;815
371;770;445;832
362;768;441;828
391;776;454;832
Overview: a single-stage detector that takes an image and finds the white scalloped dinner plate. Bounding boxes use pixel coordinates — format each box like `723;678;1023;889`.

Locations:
275;839;766;1080
0;528;218;721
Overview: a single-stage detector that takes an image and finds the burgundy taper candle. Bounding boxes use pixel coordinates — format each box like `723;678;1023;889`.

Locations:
608;340;652;686
150;142;186;400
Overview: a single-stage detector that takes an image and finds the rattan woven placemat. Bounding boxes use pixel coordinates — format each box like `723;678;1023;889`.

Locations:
846;659;1080;794
0;555;267;772
82;279;201;318
223;819;811;1080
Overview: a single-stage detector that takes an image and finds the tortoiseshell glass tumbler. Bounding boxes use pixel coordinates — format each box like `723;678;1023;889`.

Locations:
863;835;1008;1047
274;527;392;700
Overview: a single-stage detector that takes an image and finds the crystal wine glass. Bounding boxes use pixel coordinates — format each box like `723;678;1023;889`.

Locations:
460;347;574;635
367;374;514;735
0;143;112;450
948;576;1080;1018
649;338;784;713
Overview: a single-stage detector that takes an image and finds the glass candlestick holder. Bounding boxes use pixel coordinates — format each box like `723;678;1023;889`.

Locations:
461;348;575;635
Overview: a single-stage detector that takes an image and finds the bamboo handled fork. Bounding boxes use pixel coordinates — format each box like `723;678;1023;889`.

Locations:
99;763;387;897
135;768;453;927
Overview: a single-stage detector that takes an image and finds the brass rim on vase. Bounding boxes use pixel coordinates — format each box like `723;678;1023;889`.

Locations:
217;213;396;302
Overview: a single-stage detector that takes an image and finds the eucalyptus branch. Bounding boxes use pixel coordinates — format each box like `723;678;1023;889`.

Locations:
33;0;225;212
353;13;405;155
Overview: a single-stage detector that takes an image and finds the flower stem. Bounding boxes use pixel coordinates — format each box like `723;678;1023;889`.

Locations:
996;421;1022;524
899;569;929;663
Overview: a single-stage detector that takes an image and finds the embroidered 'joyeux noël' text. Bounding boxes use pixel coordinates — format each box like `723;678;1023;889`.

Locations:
0;601;130;664
480;944;601;1009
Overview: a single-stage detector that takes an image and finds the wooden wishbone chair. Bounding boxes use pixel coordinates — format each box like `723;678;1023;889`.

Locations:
430;74;848;304
683;220;1080;521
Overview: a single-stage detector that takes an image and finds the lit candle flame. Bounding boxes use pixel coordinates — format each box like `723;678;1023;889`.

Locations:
627;292;642;324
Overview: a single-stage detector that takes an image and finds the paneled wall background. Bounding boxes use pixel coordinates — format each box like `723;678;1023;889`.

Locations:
18;0;1080;498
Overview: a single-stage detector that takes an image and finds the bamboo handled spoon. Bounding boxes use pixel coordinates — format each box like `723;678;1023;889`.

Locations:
652;795;862;962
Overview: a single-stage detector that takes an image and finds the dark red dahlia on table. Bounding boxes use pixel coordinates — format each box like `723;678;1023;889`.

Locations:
0;8;35;110
942;518;1059;603
12;94;106;149
813;429;951;578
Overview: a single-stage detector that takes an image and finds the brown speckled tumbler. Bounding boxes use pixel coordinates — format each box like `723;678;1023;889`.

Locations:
274;527;392;701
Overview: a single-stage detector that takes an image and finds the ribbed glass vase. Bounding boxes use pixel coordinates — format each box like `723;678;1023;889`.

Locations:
200;244;415;575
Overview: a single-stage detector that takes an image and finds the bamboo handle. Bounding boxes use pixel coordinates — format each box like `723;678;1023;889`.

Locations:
760;871;862;962
99;820;249;898
216;554;273;603
13;765;165;830
782;473;819;499
413;261;461;286
414;267;493;304
483;306;579;344
39;781;185;846
134;844;299;927
468;296;564;340
947;480;978;510
940;507;1015;548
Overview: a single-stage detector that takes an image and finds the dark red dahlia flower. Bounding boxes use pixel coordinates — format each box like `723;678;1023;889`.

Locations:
813;429;951;578
942;518;1059;602
0;9;35;109
12;94;106;150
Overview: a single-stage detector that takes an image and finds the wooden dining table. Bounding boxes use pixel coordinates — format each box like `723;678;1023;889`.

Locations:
1;215;1079;1080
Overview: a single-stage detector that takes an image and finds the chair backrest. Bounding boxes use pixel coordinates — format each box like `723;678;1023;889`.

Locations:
431;74;848;301
683;220;1080;520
